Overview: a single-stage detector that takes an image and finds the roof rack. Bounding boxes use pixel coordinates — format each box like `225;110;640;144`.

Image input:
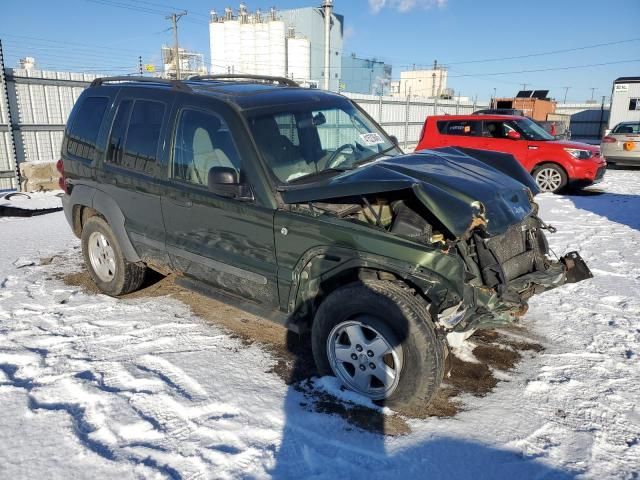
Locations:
89;76;192;92
188;74;299;87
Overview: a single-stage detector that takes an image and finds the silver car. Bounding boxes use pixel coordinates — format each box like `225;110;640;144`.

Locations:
601;122;640;165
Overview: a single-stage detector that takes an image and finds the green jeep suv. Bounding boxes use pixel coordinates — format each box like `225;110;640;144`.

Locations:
59;75;591;413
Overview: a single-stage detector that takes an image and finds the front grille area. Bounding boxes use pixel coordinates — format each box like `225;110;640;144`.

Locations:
595;166;606;181
471;216;548;287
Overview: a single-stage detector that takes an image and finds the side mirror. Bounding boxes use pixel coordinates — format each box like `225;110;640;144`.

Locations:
208;166;238;186
389;135;399;146
208;166;253;201
506;131;521;140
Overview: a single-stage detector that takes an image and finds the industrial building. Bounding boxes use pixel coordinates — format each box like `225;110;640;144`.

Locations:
391;65;448;98
208;2;343;90
162;46;207;80
340;53;391;95
608;76;640;129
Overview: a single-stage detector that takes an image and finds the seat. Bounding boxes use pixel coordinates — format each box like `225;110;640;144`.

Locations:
251;116;312;182
188;118;235;185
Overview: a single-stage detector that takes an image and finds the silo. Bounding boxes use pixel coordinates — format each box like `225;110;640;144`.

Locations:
209;12;226;74
224;18;241;75
268;13;286;77
254;21;270;76
287;37;311;82
240;21;256;75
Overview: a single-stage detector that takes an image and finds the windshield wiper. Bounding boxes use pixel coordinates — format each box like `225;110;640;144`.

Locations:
353;146;398;168
285;167;353;184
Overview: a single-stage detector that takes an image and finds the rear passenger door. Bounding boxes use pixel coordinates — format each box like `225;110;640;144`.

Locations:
437;119;482;148
99;90;173;268
160;101;279;307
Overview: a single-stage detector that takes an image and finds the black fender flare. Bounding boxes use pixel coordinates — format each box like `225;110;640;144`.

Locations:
287;245;460;323
68;185;141;263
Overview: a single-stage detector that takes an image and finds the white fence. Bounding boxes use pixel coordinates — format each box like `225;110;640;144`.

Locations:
0;64;612;191
555;102;610;140
344;92;486;149
0;65;99;190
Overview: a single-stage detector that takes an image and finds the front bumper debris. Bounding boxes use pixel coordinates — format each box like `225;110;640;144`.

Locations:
454;251;592;332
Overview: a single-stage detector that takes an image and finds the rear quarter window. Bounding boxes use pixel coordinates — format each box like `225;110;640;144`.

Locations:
438;120;481;136
66;96;109;161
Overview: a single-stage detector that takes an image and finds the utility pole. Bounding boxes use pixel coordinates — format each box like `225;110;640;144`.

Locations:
138;56;143;75
562;86;570;104
590;87;597;102
166;11;187;80
322;0;333;91
521;83;528;91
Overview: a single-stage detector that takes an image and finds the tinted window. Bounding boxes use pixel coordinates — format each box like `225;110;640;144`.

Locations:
438;120;481;136
106;100;132;167
106;99;165;174
612;122;640;134
172;109;241;186
629;98;640;111
66;96;109;160
482;121;510;138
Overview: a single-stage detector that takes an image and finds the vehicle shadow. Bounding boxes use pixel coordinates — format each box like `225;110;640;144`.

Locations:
270;282;575;479
566;189;640;231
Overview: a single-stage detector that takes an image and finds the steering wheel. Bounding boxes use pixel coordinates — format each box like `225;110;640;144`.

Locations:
325;143;355;170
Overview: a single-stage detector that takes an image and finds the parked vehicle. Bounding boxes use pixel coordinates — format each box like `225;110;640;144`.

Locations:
601;122;640;166
474;108;524;116
416;114;606;193
59;76;592;414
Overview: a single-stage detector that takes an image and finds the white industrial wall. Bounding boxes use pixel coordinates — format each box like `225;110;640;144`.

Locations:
609;81;640;128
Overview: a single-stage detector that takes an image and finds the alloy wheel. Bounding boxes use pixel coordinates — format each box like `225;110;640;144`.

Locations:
87;231;117;282
535;167;563;192
326;319;403;400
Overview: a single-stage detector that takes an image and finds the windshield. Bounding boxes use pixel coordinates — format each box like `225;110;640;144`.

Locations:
511;118;554;141
247;103;402;184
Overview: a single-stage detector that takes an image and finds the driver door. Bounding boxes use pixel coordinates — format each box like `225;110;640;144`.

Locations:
160;103;279;306
479;120;531;166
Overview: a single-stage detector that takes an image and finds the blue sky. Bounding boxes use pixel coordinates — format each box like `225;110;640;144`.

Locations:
2;0;639;102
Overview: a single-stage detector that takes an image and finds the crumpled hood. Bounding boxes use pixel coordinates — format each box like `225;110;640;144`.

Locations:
280;148;535;238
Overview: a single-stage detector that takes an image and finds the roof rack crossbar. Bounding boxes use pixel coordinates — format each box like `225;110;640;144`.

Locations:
188;74;299;87
90;76;192;92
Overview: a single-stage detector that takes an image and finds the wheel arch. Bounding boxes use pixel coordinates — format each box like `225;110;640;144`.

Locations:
287;246;448;332
69;186;141;263
530;160;572;178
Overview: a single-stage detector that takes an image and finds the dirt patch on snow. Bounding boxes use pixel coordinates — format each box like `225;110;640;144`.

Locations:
63;270;543;434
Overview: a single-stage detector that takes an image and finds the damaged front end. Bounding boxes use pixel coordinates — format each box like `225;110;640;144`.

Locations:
449;207;592;335
280;147;593;335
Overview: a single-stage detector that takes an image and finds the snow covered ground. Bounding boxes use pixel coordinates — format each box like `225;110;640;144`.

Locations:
0;169;639;479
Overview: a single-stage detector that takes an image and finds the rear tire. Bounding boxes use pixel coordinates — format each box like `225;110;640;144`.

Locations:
312;280;445;415
532;163;568;193
81;216;146;296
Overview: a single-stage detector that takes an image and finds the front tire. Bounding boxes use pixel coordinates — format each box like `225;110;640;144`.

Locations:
312;280;445;414
81;216;146;296
532;163;568;193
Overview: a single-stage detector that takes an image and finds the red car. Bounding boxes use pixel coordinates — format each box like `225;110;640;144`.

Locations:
416;115;606;193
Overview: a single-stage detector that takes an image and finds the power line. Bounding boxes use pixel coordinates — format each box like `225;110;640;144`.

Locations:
447;59;640;78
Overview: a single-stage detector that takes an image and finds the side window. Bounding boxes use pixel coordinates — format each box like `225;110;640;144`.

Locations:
482;121;508;138
442;120;481;136
172;109;241;186
106;100;132;167
66;96;109;161
629;98;640;111
106;99;165;174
